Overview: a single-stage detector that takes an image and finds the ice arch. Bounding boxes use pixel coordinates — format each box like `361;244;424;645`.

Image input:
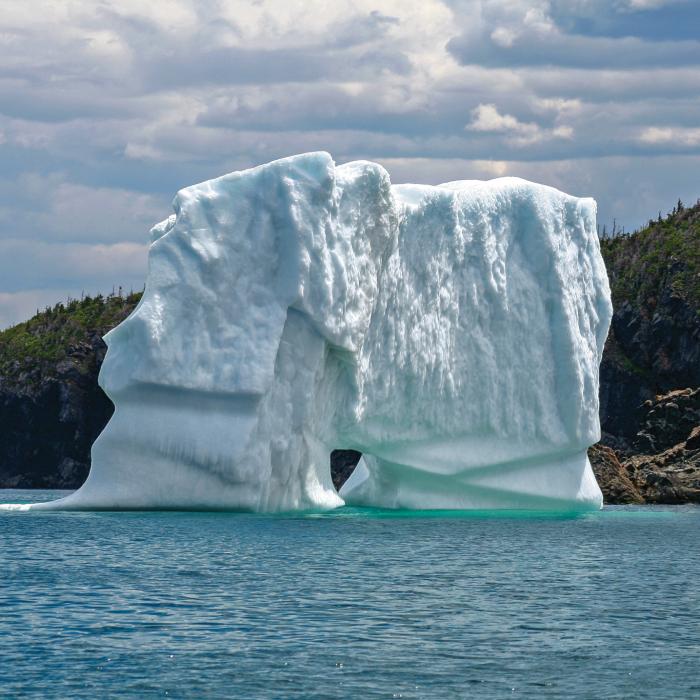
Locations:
14;152;612;512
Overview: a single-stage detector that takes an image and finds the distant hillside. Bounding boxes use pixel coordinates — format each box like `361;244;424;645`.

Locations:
1;201;699;502
0;292;141;488
602;200;700;313
598;200;700;441
0;291;142;387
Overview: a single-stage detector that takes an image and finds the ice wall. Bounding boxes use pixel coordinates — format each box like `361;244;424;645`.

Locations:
16;152;612;512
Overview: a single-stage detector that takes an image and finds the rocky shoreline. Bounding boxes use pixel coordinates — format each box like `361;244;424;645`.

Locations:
590;388;700;504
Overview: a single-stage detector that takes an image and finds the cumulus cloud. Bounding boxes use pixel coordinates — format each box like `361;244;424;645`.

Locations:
624;0;681;9
0;0;699;327
467;103;573;146
469;104;536;134
638;126;700;146
448;0;700;70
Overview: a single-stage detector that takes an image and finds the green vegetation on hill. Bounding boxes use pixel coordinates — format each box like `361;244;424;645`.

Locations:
600;200;700;314
595;200;700;445
0;291;142;382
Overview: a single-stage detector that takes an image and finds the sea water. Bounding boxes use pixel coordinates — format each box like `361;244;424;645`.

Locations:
1;490;699;699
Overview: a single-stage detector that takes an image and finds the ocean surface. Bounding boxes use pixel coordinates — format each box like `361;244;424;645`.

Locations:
1;490;699;699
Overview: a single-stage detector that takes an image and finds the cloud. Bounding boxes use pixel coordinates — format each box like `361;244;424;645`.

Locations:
447;0;700;69
448;25;700;70
624;0;682;9
0;0;699;326
467;103;573;146
638;126;700;146
468;104;536;134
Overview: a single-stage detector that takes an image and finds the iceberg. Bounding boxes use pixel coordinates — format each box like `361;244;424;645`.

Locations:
10;152;612;512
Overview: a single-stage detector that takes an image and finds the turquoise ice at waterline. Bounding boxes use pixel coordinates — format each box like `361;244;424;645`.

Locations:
3;490;699;699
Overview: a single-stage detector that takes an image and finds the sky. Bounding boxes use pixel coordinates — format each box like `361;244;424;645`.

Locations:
0;0;699;328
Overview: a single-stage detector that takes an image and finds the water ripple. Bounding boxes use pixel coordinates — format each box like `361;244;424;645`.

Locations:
1;491;699;698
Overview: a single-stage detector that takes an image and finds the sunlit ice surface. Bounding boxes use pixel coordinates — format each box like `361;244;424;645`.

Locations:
4;152;611;514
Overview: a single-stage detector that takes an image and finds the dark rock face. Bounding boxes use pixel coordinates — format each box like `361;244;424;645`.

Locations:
593;388;700;504
622;389;700;504
634;388;700;455
598;333;653;441
614;292;700;389
330;450;362;491
599;298;700;441
600;281;699;440
0;335;113;489
0;294;139;490
593;204;700;503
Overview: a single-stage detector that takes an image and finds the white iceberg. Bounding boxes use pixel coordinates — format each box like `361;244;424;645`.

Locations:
10;152;611;512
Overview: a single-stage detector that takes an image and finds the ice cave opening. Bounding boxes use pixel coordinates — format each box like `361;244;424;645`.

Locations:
330;450;363;494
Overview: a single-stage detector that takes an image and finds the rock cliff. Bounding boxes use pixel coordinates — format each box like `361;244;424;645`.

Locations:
588;388;700;504
590;201;700;503
0;294;138;488
598;202;699;442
